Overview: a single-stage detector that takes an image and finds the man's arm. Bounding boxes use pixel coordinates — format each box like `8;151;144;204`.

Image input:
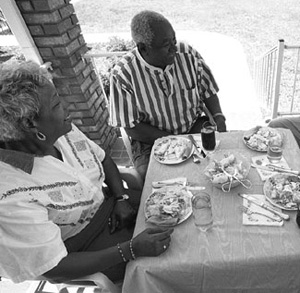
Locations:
204;94;227;132
125;122;170;145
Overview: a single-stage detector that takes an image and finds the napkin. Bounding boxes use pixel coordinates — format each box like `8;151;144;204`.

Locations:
152;177;205;191
251;155;290;181
152;177;187;190
242;194;283;226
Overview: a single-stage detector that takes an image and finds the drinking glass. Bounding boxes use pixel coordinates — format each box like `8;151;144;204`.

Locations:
192;192;213;232
267;139;283;163
201;121;216;151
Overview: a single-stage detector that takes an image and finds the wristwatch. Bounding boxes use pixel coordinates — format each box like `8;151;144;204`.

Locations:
116;194;129;201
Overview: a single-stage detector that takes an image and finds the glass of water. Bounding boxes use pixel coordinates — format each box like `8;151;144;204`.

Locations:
267;138;283;163
192;192;213;232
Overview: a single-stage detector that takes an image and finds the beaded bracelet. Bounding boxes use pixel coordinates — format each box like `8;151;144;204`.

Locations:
117;243;127;263
129;238;136;260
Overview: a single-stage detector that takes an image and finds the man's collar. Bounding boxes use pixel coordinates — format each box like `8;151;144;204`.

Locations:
134;48;174;72
0;147;34;174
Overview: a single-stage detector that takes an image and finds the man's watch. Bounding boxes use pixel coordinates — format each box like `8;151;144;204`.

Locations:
116;194;129;201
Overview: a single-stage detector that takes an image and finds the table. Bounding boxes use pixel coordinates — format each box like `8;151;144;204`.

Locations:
122;130;300;293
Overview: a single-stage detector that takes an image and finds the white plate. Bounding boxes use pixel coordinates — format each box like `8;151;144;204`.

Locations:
144;187;193;227
243;126;282;152
153;136;194;165
263;173;300;210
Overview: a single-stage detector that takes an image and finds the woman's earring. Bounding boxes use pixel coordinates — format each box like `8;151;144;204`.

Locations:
36;131;46;141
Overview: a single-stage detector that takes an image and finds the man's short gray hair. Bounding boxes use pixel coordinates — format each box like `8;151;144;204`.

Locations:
0;60;52;142
131;10;170;47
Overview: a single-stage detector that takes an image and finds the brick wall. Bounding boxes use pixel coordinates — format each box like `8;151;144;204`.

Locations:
15;0;117;150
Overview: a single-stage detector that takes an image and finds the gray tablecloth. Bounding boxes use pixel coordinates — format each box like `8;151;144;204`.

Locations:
123;129;300;293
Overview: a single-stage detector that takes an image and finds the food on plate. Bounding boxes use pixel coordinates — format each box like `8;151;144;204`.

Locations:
244;126;282;152
204;152;250;188
154;136;192;163
264;174;300;209
145;187;192;226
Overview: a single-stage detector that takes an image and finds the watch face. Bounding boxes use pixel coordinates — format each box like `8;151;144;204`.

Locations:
123;194;129;200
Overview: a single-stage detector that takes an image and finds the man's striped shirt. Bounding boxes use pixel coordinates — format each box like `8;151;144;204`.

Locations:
109;42;219;135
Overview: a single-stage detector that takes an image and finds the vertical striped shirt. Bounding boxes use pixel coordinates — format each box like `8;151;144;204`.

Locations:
109;42;219;135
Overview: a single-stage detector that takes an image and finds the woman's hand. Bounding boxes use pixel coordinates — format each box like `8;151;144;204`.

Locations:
109;200;137;233
132;227;174;257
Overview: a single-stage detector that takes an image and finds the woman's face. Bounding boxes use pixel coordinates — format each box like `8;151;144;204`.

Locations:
34;81;72;143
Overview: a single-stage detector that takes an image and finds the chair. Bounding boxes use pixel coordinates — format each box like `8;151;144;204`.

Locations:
25;273;122;293
119;127;134;164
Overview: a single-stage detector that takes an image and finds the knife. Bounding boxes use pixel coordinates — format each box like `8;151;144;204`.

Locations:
238;193;290;221
251;163;300;176
187;134;206;158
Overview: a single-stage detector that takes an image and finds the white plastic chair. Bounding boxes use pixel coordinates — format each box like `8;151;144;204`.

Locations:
26;273;122;293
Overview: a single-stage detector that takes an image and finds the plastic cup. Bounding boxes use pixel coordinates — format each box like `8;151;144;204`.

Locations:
267;139;283;163
201;121;216;151
192;192;213;232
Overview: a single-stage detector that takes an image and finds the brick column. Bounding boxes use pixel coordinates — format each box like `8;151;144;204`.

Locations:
15;0;117;150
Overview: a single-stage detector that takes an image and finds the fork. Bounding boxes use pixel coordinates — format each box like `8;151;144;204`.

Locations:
241;206;282;222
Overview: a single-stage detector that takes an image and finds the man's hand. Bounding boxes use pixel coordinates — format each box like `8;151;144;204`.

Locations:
214;115;227;132
109;200;137;234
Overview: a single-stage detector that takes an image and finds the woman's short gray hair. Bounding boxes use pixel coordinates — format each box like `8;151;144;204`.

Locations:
131;10;170;47
0;60;52;142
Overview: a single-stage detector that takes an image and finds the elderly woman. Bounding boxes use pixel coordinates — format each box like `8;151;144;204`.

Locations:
0;60;173;284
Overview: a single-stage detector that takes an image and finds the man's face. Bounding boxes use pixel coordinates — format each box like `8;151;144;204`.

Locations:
145;21;177;69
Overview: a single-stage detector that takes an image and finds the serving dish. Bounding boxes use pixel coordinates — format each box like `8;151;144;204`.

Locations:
204;151;251;192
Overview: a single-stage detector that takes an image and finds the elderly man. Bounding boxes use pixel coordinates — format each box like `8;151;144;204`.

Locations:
109;10;226;180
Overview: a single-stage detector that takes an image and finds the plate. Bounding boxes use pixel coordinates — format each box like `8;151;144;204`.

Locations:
243;126;283;152
144;187;193;226
153;136;193;164
263;173;300;210
204;151;251;190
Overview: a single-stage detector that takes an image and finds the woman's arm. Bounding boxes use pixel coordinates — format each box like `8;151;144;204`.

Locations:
102;154;126;198
43;227;174;283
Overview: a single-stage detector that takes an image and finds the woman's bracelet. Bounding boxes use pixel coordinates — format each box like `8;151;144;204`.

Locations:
213;112;226;120
117;243;128;263
129;238;136;260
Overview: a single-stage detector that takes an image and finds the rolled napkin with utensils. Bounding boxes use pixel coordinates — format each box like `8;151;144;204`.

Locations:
152;177;205;191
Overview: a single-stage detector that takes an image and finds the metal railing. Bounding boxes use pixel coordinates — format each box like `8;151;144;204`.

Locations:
254;39;300;119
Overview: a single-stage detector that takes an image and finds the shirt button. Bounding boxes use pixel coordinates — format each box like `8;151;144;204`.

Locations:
73;171;78;176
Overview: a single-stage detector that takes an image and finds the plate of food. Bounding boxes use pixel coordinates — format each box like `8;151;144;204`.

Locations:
153;136;193;164
144;187;193;226
204;151;251;192
263;173;300;210
243;126;283;152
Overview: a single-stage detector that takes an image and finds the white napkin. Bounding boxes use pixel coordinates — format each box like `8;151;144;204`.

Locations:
242;194;283;226
251;155;290;181
152;177;187;190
